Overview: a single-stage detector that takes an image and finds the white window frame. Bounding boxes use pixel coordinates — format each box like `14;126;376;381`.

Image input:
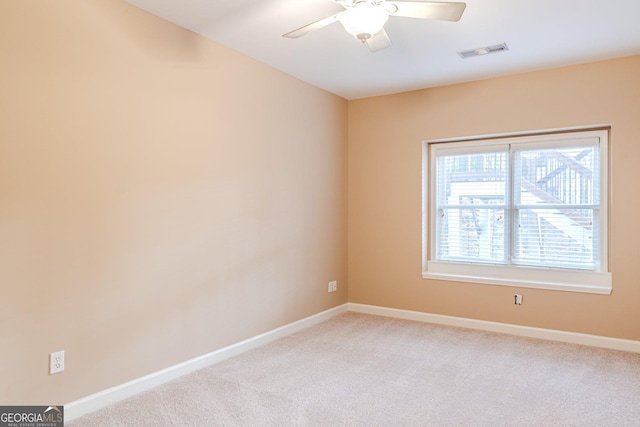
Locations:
422;127;611;295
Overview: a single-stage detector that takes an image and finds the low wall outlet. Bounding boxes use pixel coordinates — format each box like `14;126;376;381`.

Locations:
328;280;337;293
50;351;65;375
514;294;523;305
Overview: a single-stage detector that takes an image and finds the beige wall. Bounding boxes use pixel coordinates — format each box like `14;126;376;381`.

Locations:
0;1;347;404
348;55;640;341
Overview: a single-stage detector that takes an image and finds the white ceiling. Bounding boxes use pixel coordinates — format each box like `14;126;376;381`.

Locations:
125;0;640;100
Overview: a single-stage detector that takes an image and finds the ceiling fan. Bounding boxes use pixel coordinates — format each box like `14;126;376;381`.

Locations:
283;0;466;52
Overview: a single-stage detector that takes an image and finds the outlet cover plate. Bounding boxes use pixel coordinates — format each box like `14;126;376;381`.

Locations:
328;280;337;292
50;351;65;375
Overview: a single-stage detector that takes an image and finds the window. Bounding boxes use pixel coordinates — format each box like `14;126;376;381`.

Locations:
422;128;611;294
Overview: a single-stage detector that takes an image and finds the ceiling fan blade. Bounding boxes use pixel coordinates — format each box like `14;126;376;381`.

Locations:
366;28;392;52
389;1;466;22
282;12;344;39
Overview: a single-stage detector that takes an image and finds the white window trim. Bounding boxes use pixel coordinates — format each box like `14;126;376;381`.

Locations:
422;126;612;295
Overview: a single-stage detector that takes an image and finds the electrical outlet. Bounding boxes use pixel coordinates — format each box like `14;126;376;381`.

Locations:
328;280;337;293
50;351;64;375
514;294;523;305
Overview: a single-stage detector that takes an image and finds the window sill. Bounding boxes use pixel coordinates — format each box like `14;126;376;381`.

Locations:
423;261;612;295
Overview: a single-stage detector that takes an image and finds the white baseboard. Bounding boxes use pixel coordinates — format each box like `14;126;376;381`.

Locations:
348;303;640;354
66;301;640;421
65;303;348;421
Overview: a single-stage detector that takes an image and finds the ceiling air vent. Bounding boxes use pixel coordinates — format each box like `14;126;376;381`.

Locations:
458;43;509;59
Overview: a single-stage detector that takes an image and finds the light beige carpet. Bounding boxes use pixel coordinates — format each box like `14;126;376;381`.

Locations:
68;312;640;426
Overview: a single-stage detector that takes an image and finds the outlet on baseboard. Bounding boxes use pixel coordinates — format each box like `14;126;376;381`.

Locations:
50;351;65;375
328;280;337;293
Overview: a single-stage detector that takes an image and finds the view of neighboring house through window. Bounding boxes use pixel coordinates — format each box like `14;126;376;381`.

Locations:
423;128;611;294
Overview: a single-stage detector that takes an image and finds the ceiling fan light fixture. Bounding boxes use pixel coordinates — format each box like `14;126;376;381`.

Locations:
339;2;389;41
